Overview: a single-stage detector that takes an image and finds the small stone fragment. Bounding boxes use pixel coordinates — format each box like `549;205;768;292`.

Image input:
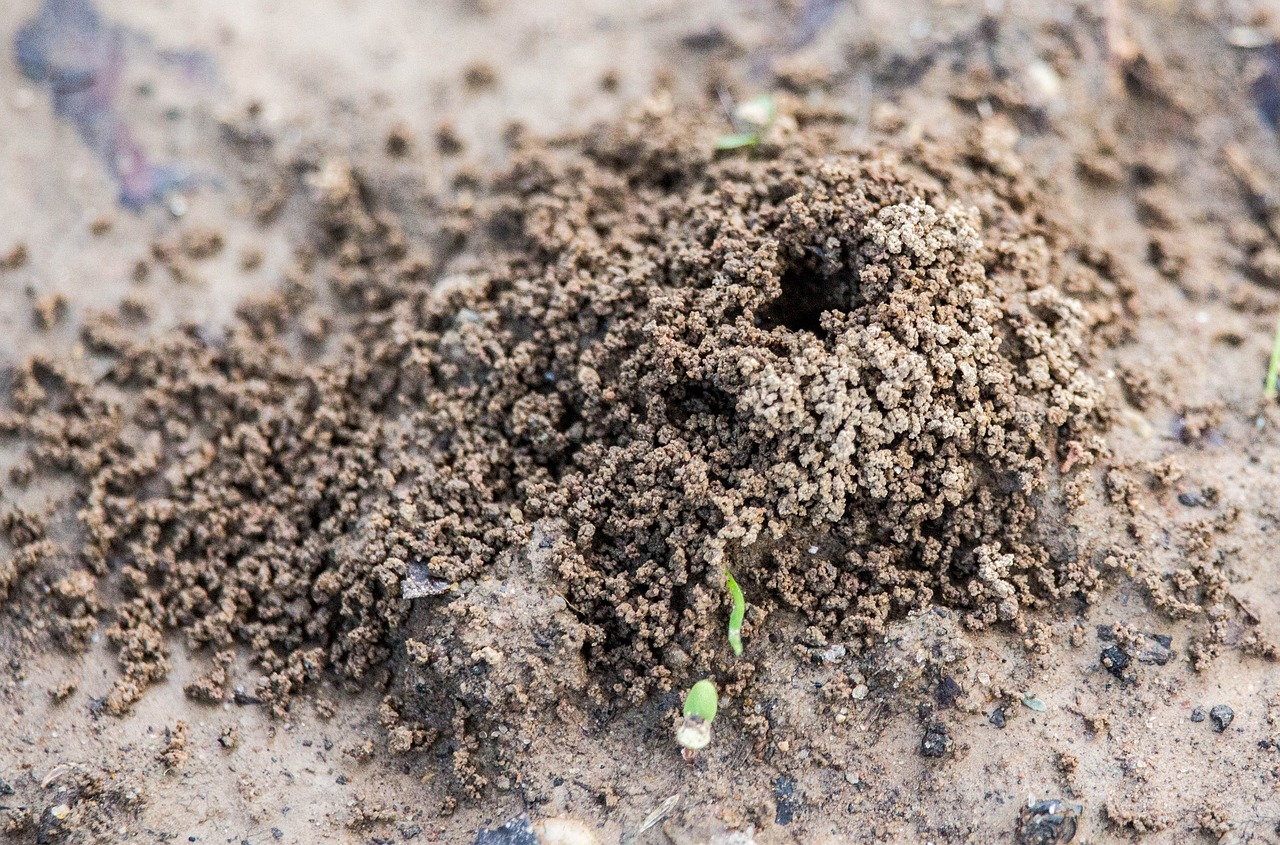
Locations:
1190;707;1206;723
920;723;952;758
1016;798;1081;845
473;814;539;845
989;707;1007;728
936;675;963;708
1100;645;1131;680
1209;705;1234;733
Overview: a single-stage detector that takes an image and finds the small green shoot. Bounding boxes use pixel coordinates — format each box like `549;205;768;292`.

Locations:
714;94;777;151
725;568;745;656
677;679;719;753
1265;315;1280;402
714;132;763;151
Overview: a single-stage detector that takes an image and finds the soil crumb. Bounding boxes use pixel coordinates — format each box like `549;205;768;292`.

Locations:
1;103;1115;786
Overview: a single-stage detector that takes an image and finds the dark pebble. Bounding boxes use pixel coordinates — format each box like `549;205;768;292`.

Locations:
401;824;422;840
474;815;539;845
1191;707;1206;722
1210;705;1234;733
0;778;12;796
989;707;1007;729
1100;645;1131;679
1177;490;1206;507
1016;798;1081;845
1153;634;1172;648
920;723;952;758
1137;643;1171;666
271;830;283;841
936;675;963;708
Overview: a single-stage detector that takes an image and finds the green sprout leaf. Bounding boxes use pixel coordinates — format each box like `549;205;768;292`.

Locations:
683;679;718;723
714;131;761;150
725;568;745;656
1265;315;1280;401
678;679;718;752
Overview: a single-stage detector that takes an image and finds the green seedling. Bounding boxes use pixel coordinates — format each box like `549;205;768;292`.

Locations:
677;679;719;753
1266;315;1280;402
714;94;777;151
725;568;745;656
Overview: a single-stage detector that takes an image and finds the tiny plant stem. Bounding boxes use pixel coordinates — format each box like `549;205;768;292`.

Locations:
725;568;745;656
677;679;718;752
1266;314;1280;402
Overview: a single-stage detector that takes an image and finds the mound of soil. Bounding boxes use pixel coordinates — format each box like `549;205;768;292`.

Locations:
1;103;1114;787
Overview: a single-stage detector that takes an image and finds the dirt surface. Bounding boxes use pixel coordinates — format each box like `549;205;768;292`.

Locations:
4;0;1280;843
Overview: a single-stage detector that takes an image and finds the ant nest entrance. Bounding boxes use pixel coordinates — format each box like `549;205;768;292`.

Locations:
392;116;1111;719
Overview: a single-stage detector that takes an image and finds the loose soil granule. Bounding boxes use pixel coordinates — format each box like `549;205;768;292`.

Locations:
1;104;1114;785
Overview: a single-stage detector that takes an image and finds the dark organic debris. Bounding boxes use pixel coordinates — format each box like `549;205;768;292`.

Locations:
1209;705;1235;733
473;815;539;845
1137;634;1173;666
936;675;963;708
773;774;802;826
920;723;953;758
1100;645;1131;680
13;0;210;209
1016;799;1081;845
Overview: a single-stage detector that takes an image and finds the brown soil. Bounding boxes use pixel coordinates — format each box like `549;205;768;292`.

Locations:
3;1;1280;843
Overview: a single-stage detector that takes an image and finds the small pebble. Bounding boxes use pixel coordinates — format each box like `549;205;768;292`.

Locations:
1190;706;1206;723
1209;704;1234;733
989;707;1007;728
1100;645;1131;679
920;723;951;758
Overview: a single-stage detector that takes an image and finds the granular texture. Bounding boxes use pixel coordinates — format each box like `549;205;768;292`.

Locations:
2;106;1109;773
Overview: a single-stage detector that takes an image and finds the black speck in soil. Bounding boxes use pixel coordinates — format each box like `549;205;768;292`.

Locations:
921;723;952;758
774;774;802;826
473;815;539;845
1209;705;1234;733
1138;639;1172;666
1100;645;1131;680
1016;798;1081;845
989;707;1007;729
936;675;963;708
1191;707;1206;722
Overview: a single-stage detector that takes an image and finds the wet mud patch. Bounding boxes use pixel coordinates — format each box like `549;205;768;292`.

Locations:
2;103;1116;789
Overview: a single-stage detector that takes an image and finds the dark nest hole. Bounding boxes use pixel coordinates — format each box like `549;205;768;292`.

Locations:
756;254;860;338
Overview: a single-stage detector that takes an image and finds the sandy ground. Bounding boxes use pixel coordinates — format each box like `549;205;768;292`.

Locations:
3;0;1280;843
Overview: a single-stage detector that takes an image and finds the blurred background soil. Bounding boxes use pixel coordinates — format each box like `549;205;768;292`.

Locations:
3;0;1280;842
